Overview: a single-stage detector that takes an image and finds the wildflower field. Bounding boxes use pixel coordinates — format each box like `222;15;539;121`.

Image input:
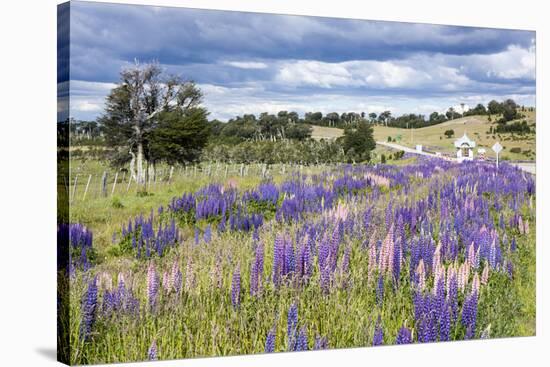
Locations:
58;157;536;364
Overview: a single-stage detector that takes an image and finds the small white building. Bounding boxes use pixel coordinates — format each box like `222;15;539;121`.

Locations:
416;144;423;152
454;133;476;162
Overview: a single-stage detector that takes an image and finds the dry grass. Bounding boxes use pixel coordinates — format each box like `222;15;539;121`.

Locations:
311;111;536;161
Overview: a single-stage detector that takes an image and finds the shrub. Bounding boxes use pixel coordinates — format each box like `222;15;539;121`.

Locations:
444;129;455;138
111;197;124;209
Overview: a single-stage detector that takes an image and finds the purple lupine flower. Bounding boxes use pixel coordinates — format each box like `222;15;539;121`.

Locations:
250;260;259;297
295;327;309;351
447;271;459;323
320;263;331;294
392;238;402;284
395;327;412;344
194;227;200;245
265;328;276;353
506;261;514;279
204;224;212;243
272;235;285;286
376;275;384;306
147;340;158;361
341;245;351;274
80;276;98;341
231;265;241;308
461;289;479;339
287;302;298;341
373;317;384;346
318;233;330;270
147;263;159;311
284;237;296;276
439;302;451;341
314;335;328;350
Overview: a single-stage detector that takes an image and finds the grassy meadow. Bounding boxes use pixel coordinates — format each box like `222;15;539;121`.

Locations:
61;155;536;364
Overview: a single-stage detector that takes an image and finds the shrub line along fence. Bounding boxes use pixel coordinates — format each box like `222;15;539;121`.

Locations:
63;162;337;203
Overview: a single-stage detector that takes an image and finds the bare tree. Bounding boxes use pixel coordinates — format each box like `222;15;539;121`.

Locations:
101;61;203;191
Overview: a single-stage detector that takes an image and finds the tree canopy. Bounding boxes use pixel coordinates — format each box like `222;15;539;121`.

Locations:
99;62;209;187
342;122;376;163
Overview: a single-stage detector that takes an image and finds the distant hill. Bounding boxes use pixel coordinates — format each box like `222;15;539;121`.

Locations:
311;112;536;161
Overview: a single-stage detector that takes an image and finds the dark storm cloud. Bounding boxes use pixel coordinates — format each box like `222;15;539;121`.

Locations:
67;1;535;121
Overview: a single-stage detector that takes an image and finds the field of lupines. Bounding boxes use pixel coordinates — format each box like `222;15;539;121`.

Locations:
58;157;536;364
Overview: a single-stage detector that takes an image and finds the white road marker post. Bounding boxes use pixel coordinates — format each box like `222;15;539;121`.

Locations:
492;142;503;170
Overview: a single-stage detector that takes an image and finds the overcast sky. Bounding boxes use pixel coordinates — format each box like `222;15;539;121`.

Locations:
60;1;536;122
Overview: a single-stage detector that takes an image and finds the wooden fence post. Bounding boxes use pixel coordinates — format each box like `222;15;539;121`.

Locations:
71;175;78;203
126;174;133;192
101;171;107;197
82;174;92;201
111;171;119;196
168;166;174;184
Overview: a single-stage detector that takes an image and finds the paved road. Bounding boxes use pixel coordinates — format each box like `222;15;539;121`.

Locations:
376;141;536;174
376;141;438;157
510;163;536;175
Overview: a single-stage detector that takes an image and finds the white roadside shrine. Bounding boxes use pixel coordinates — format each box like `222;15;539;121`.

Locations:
454;133;476;162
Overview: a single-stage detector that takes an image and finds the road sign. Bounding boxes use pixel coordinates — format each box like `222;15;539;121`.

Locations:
492;142;502;169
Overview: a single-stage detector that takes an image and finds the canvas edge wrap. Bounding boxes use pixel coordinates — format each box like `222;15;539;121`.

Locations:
57;2;71;365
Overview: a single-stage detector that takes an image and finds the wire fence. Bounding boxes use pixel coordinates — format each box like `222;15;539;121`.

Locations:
60;162;337;203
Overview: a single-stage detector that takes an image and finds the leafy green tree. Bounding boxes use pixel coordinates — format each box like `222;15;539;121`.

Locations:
444;129;455;138
488;100;503;115
343;122;376;163
148;108;210;165
285;123;312;140
100;62;204;190
501;99;518;122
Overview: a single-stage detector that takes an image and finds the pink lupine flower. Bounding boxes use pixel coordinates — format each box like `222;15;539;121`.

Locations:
524;219;530;234
446;265;456;295
170;259;179;288
367;231;377;283
98;271;113;291
433;264;446;296
186;257;195;291
433;242;442;274
379;225;394;273
467;243;477;267
472;273;480;295
335;203;349;222
162;271;170;292
458;262;470;293
416;260;426;291
364;173;390;188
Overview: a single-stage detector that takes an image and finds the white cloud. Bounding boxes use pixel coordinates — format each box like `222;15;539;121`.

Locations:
71;100;103;112
70;80;117;94
277;61;356;88
222;61;268;69
275;59;470;90
479;44;535;80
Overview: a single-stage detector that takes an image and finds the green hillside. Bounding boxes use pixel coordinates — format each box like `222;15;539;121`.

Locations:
311;111;535;161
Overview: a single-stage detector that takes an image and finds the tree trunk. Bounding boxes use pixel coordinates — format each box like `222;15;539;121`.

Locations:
136;142;146;191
